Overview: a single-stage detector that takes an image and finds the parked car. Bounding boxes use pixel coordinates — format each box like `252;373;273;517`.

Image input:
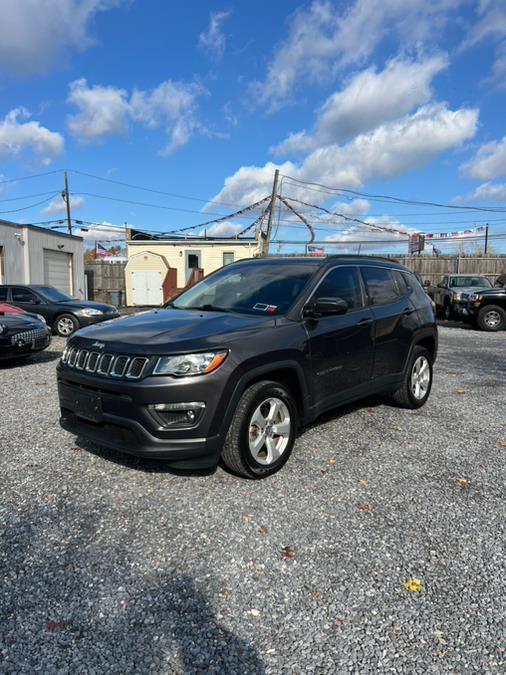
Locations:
427;274;493;319
0;311;51;361
57;256;437;479
459;284;506;331
0;302;48;325
0;285;119;337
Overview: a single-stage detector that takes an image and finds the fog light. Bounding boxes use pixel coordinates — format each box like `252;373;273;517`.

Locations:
149;402;205;429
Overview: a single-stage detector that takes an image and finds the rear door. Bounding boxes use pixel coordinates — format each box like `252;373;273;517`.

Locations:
305;265;374;408
360;266;415;379
9;287;45;316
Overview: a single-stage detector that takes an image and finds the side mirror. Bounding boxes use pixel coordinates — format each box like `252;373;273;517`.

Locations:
306;297;348;317
423;280;430;287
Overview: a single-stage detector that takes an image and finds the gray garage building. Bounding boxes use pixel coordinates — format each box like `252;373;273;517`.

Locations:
0;219;85;297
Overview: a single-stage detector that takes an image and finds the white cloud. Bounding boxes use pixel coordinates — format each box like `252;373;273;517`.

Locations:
0;0;126;76
250;0;460;110
42;195;85;215
462;136;506;180
209;104;478;206
67;78;130;141
130;80;204;155
486;42;506;90
75;222;126;245
203;221;243;237
67;78;205;154
460;0;506;50
468;182;506;202
198;10;231;59
273;56;448;154
325;216;415;243
0;107;64;165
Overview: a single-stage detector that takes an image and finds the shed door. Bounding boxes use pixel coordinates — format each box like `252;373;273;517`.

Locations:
43;249;72;294
131;271;163;306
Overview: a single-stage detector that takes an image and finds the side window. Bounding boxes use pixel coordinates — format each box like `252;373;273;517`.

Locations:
314;267;363;310
392;270;409;295
222;252;235;266
405;273;429;306
361;267;399;305
0;287;8;301
12;287;38;303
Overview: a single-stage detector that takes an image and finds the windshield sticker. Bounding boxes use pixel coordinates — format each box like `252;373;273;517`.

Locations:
253;303;278;313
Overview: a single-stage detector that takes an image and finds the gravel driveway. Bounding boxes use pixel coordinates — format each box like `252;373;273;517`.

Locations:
0;326;504;674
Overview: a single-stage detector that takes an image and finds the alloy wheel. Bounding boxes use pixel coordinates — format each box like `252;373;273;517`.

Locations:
248;397;291;465
411;356;431;400
57;317;75;336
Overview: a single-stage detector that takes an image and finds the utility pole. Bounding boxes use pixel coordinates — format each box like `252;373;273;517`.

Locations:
62;171;72;236
261;169;280;256
484;224;489;254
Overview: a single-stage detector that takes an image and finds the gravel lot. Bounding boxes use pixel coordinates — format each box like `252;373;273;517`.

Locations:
0;325;504;674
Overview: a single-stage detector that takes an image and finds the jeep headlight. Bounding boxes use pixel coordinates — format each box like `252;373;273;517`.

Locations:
153;351;228;377
452;292;461;301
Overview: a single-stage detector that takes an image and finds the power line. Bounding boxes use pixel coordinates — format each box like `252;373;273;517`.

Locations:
0;190;60;203
0;170;63;186
0;193;60;214
69;169;259;211
281;175;506;213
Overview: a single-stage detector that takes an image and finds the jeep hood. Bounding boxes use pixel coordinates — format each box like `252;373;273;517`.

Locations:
74;308;275;352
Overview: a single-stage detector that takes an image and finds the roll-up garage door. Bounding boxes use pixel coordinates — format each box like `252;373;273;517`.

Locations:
43;249;73;294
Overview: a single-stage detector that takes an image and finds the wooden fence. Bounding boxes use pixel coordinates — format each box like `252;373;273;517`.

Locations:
85;261;126;305
390;255;505;283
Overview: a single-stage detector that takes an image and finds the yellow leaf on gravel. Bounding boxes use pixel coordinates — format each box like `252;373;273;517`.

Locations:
358;479;368;485
328;458;336;465
456;478;470;485
456;389;465;394
242;515;253;522
403;578;424;593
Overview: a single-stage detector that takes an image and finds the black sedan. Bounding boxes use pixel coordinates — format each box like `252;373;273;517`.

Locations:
0;312;52;361
0;285;119;337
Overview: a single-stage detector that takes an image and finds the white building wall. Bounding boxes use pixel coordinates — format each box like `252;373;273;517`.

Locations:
0;221;85;296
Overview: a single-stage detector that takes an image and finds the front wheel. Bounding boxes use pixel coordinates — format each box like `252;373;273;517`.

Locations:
392;346;433;409
221;380;297;479
54;313;79;337
476;305;505;331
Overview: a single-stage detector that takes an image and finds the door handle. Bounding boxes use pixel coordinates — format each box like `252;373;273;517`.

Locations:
358;317;373;325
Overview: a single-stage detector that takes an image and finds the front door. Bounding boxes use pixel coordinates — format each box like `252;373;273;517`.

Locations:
185;251;201;284
305;266;374;409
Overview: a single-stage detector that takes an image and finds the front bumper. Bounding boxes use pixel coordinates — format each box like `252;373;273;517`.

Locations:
57;365;228;468
0;330;51;360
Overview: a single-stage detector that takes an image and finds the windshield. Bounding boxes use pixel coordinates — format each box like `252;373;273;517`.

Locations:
170;262;317;316
37;286;74;302
449;276;492;288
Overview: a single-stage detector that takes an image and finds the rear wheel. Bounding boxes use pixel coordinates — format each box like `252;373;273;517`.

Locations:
221;380;297;479
54;313;79;337
392;346;433;409
476;304;505;332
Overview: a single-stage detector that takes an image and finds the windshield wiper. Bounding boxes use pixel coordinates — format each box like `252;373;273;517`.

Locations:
185;304;231;313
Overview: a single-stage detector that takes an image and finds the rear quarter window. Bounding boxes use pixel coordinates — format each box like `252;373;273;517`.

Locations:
0;287;7;301
405;273;430;306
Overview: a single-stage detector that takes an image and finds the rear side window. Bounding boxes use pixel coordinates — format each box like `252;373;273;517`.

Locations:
361;267;399;305
392;270;409;295
0;287;7;301
314;266;363;310
12;287;38;303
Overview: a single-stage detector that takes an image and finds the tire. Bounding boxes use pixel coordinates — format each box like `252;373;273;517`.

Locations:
54;313;79;337
476;304;505;332
221;380;298;479
392;346;433;409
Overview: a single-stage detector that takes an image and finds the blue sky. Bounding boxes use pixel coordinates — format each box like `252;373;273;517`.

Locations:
0;0;506;253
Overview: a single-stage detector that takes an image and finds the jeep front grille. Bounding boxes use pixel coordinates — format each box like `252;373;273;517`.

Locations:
62;347;149;380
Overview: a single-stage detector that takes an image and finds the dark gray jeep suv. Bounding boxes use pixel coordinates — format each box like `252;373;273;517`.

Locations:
57;256;437;478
